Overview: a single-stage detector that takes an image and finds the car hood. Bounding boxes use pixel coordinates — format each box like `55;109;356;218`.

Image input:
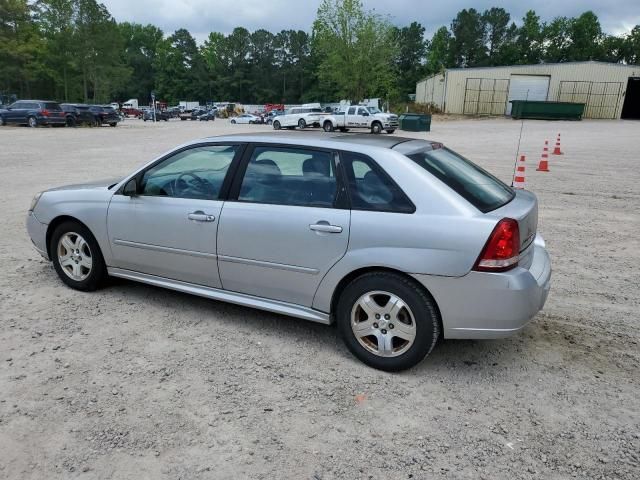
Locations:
46;178;122;193
375;113;398;119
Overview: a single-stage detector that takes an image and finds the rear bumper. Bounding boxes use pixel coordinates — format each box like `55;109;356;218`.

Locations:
26;211;49;260
38;115;66;125
412;235;551;339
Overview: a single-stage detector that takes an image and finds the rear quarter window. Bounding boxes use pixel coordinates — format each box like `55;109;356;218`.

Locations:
43;102;61;110
406;147;514;213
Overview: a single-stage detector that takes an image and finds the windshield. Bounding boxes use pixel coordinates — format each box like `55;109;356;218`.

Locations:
367;107;381;114
406;147;514;213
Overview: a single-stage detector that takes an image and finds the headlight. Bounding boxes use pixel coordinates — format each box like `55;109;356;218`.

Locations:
29;192;43;212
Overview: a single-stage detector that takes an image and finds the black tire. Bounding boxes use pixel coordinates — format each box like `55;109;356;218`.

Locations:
50;221;107;292
0;115;5;126
371;122;383;134
66;116;76;128
273;120;281;130
336;271;440;371
386;129;395;134
109;123;117;127
298;118;306;129
323;121;334;132
28;116;38;128
231;119;236;124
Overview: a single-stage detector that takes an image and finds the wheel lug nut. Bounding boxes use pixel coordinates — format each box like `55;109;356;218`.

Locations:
384;314;390;320
381;329;387;334
375;314;380;319
373;323;378;328
389;323;394;329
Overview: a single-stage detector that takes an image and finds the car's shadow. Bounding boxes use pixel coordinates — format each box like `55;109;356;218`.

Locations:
104;276;539;377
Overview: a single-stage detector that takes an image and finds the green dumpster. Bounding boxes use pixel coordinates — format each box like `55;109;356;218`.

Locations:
399;113;431;132
510;100;585;120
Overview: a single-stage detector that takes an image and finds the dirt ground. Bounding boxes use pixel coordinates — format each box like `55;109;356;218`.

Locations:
1;117;639;480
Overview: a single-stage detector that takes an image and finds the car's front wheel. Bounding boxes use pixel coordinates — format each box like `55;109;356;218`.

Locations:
50;221;107;291
337;272;440;371
298;118;306;129
323;121;334;132
273;120;281;130
371;121;383;134
231;119;236;124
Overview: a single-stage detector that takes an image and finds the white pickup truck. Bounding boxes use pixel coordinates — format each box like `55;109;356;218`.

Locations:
272;105;325;130
321;105;398;134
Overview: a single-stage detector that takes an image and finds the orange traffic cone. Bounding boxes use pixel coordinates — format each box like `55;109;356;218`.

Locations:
513;155;526;189
536;140;550;172
552;133;563;155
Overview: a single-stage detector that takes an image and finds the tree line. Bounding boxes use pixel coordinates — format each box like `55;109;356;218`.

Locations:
1;0;639;106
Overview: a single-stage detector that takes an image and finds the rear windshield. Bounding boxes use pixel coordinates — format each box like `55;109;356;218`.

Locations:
43;102;61;110
406;147;514;213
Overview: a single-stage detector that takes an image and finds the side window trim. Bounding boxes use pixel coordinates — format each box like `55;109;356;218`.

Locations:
227;143;347;209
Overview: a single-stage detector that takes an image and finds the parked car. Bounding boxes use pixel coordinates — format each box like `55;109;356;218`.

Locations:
143;110;170;122
265;110;284;125
322;105;399;134
230;113;260;124
121;107;142;118
198;110;217;121
0;100;66;127
272;105;324;130
61;104;96;127
89;105;120;127
26;133;551;371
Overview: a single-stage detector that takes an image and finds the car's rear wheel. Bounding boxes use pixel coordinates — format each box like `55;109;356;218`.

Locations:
66;116;76;127
231;119;236;124
323;121;334;132
298;118;306;129
371;122;382;134
28;116;37;128
50;221;107;291
273;120;281;130
336;272;440;371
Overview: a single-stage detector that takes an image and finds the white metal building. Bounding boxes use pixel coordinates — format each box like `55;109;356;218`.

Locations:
415;61;640;119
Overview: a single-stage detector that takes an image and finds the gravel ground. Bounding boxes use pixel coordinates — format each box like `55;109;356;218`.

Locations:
1;117;639;480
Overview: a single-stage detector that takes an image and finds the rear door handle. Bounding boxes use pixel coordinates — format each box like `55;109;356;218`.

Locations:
188;211;215;222
310;222;342;233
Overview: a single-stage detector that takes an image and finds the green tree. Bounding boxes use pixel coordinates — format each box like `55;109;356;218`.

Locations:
450;8;487;67
482;7;510;63
391;22;427;99
425;26;452;74
624;25;640;64
516;10;544;64
0;0;46;97
566;11;604;61
543;17;571;62
117;22;163;102
312;0;396;101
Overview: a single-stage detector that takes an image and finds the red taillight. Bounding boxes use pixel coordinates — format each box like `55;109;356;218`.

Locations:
41;109;50;117
474;218;520;272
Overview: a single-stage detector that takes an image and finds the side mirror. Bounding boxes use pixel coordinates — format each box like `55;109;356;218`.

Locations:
123;178;138;196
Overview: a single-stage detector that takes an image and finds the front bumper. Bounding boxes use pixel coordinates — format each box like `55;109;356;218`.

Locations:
26;211;49;260
413;235;551;339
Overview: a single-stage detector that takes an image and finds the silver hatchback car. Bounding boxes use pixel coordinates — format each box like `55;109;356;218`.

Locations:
27;133;551;371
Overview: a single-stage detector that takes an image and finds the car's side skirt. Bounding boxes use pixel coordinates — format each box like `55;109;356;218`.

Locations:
107;267;331;324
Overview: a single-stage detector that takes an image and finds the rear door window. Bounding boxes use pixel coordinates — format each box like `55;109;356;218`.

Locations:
238;147;337;208
405;147;514;212
44;102;61;111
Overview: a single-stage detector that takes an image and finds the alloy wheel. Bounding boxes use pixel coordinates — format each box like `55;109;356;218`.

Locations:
57;232;93;281
350;290;417;357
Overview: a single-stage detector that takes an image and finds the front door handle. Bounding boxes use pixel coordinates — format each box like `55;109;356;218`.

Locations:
188;211;215;222
310;222;342;233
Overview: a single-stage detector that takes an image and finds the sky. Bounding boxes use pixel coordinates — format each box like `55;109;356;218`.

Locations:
101;0;640;43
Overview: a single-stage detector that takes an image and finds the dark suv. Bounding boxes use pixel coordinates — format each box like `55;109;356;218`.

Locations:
61;104;96;127
89;105;120;127
0;100;66;127
142;109;170;121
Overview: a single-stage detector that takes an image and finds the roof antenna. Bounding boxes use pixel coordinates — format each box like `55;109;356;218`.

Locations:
511;89;529;187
